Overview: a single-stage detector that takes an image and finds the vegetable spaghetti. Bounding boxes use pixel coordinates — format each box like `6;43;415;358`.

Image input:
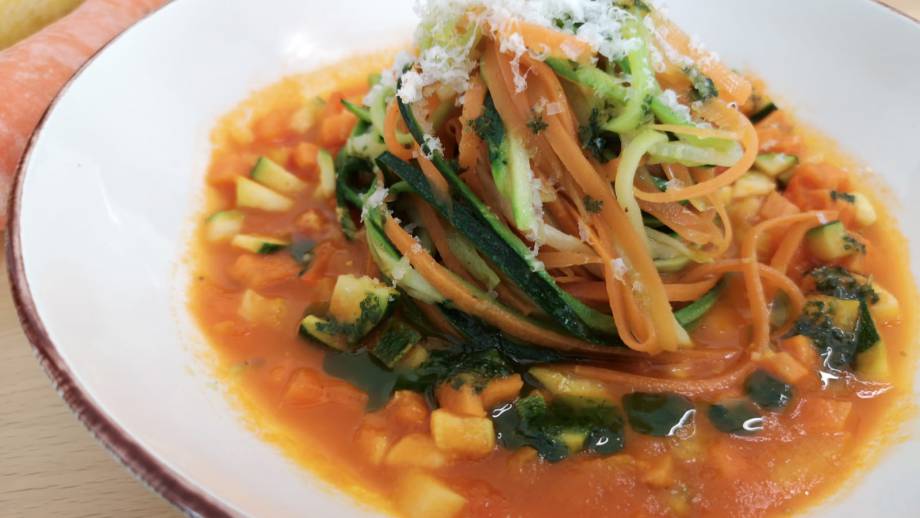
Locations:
190;1;917;517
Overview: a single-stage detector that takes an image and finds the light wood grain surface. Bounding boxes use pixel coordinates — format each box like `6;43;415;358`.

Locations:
1;1;918;517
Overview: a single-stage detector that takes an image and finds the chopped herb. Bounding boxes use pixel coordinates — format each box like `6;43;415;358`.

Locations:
684;66;719;102
744;370;792;410
707;400;763;435
311;294;388;344
323;349;398;410
808;266;878;303
583;195;604;214
492;394;625;462
842;234;867;254
471;95;504;144
526;113;548;134
622;392;695;436
578;108;620;163
830;190;856;203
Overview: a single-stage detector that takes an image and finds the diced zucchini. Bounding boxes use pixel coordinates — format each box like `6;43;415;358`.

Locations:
205;210;244;242
238;289;286;326
231;234;288;254
558;430;588;453
396;344;430;370
369;319;421;368
806;221;856;261
851;193;877;227
732;172;775;199
654;255;690;273
315;149;336;198
807;294;860;331
744;369;793;410
870;283;900;323
328;274;397;324
299;315;347;350
856;339;890;381
753;153;798;177
430;409;496;459
236;176;294;211
250;156;307;193
749;100;777;124
528;367;610;400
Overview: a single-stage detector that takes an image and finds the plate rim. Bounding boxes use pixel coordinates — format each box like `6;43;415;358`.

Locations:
3;1;916;517
4;0;232;516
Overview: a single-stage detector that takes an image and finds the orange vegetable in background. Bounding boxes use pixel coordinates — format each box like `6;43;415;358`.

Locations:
0;0;167;227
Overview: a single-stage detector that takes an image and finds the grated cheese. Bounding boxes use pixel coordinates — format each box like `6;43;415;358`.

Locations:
401;0;642;103
423;134;445;158
360;187;389;223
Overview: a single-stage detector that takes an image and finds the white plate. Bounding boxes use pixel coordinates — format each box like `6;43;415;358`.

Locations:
9;1;920;516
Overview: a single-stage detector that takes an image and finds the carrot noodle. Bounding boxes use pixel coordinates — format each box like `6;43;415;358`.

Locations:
383;214;616;354
414;198;478;285
499;19;594;64
650;124;741;141
635;100;758;204
458;73;487;171
649;11;753;106
572;357;757;397
563;278;718;302
664;277;721;301
539;251;603;268
415;148;452;204
770;220;814;275
518;54;681;353
682;259;808;341
384;100;413;160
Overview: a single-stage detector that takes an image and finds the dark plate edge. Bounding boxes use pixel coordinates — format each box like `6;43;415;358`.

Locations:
5;1;233;516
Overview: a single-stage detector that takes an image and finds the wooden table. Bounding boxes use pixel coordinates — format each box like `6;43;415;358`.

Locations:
1;1;917;516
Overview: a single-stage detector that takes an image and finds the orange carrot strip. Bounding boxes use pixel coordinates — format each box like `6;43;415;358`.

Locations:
650;12;752;106
384;100;413;161
572;359;756;397
458;73;487;172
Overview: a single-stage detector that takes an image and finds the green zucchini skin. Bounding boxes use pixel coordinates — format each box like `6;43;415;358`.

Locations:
386;92;618;342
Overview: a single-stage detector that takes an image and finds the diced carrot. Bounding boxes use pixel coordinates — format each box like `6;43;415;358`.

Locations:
283;368;327;406
761;351;810;384
320;111;357;148
780;336;820;371
759;191;801;220
798;397;852;433
208;152;257;186
480;374;524;410
253;109;291;142
324;379;368;408
292;142;320;171
265;146;292;167
322;91;346;118
385;390;431;431
437;383;486;417
754;111;802;155
230;254;301;289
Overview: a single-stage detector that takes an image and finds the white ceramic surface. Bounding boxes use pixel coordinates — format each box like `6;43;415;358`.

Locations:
10;0;920;516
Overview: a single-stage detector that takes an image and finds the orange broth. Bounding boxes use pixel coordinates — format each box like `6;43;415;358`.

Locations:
189;54;918;517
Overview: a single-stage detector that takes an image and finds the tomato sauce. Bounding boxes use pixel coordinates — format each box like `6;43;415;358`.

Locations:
189;54;917;517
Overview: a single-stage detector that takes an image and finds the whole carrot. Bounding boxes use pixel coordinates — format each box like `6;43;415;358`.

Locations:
0;0;168;227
